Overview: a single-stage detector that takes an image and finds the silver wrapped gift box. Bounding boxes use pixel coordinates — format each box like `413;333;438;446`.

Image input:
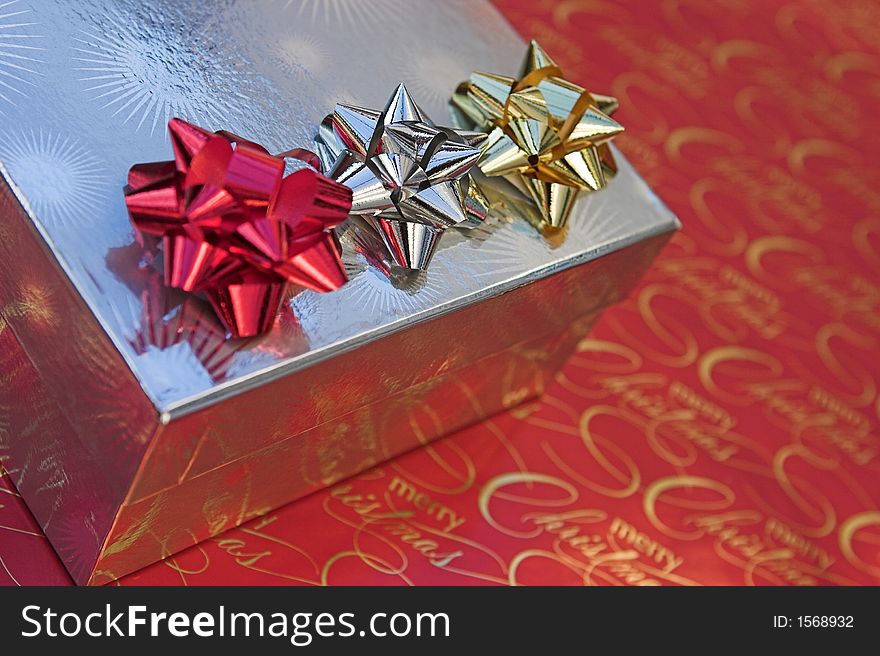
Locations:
0;0;678;584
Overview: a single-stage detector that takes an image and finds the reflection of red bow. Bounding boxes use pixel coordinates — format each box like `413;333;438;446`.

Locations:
124;118;352;338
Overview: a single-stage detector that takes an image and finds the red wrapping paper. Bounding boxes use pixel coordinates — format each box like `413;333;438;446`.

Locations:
2;0;879;585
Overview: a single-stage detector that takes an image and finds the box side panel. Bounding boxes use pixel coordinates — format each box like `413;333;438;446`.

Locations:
93;231;672;583
0;180;158;583
0;324;114;583
90;321;594;584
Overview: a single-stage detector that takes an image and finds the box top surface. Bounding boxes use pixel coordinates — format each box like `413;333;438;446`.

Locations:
0;0;677;417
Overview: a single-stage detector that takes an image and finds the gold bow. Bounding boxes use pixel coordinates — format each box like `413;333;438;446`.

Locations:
452;40;623;231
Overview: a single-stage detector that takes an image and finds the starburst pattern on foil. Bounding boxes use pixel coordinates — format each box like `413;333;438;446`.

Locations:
72;28;228;134
0;129;107;228
281;0;396;27
265;32;329;82
104;290;242;388
465;222;552;282
71;4;282;138
467;183;631;283
133;343;225;396
339;258;447;320
396;44;475;111
562;182;631;247
53;510;101;584
0;0;43;114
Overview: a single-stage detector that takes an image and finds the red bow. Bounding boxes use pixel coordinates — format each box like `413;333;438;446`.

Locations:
124;119;352;338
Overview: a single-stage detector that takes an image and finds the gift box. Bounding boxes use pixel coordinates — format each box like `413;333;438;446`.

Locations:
0;0;677;584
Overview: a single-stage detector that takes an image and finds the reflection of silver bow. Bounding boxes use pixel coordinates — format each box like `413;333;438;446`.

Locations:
315;84;489;270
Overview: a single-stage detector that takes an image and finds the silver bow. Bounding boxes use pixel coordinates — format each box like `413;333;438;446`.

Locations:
315;84;490;270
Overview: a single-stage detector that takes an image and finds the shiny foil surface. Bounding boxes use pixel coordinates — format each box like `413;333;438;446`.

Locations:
5;0;876;587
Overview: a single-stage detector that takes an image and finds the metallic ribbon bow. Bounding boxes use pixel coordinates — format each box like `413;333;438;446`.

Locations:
315;84;489;271
452;40;623;231
124;118;352;338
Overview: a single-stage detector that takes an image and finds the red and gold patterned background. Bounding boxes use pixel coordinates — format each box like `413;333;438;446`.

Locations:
2;0;879;585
